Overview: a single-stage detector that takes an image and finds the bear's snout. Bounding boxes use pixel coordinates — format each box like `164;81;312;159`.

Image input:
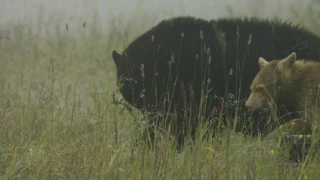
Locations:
245;94;256;111
245;99;253;111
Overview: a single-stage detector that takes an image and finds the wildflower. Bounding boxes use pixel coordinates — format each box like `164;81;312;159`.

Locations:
248;34;252;45
141;64;145;78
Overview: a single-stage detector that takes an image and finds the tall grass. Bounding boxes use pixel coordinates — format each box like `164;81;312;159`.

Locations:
0;1;320;179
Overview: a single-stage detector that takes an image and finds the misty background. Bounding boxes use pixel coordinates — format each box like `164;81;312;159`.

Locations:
0;0;315;34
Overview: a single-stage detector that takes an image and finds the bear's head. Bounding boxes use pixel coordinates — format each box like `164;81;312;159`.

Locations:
112;50;145;109
245;52;297;112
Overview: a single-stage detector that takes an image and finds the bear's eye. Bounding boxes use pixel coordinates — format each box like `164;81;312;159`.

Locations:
254;85;266;92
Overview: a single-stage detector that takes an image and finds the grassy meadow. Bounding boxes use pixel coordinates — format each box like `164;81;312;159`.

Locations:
1;1;320;179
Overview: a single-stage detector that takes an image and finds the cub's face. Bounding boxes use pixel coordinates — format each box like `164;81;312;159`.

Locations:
245;52;297;112
245;61;278;111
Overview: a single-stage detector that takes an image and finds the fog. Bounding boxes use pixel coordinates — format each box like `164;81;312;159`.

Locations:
0;0;311;32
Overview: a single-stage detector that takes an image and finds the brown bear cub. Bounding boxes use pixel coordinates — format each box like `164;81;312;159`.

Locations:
245;52;320;141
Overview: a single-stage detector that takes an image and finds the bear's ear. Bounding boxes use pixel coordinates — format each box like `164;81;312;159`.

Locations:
281;52;296;69
258;57;269;69
112;50;122;67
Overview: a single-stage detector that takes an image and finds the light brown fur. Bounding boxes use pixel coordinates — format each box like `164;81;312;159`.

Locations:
246;52;320;140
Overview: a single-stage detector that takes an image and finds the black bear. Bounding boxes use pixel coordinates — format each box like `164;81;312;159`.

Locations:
112;16;320;146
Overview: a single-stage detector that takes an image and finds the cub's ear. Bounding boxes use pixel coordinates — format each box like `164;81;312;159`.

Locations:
258;57;269;69
280;52;296;69
112;50;122;66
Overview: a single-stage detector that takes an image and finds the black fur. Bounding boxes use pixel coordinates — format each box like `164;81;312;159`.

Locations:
112;16;320;146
